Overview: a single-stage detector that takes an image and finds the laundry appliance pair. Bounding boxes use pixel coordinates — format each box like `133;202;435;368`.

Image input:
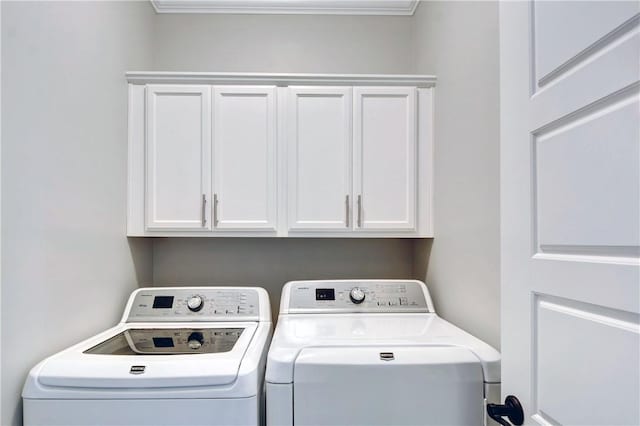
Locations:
23;280;500;426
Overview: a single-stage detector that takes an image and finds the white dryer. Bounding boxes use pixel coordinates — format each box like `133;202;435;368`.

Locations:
23;286;272;426
266;280;500;426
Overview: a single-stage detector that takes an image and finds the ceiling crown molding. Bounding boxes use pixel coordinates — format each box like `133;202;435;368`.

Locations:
150;0;419;15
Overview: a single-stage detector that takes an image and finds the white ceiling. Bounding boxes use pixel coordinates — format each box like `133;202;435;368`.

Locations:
150;0;419;15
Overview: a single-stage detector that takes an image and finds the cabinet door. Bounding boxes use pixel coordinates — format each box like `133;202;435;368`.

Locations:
145;85;211;231
353;87;417;231
288;87;352;230
212;86;277;230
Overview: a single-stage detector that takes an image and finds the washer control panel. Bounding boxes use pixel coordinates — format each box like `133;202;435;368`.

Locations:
125;288;260;322
286;280;430;313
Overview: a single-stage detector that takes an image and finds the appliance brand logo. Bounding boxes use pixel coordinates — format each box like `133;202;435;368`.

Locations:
379;352;395;361
130;365;146;374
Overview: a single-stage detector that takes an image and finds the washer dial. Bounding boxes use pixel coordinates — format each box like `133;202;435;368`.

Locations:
187;295;204;312
349;287;366;304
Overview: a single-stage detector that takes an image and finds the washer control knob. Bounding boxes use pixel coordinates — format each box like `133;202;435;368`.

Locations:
187;332;204;350
187;296;203;312
349;287;366;304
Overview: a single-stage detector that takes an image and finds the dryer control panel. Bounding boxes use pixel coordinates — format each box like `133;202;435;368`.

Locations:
284;280;432;314
124;287;263;322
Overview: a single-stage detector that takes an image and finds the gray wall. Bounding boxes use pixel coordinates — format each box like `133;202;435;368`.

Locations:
411;1;501;349
149;11;419;315
148;3;502;346
1;2;155;424
154;238;415;319
151;13;414;73
0;4;502;425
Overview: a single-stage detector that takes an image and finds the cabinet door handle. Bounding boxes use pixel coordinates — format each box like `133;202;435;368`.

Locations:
213;193;219;227
357;195;362;228
345;195;350;227
201;194;207;227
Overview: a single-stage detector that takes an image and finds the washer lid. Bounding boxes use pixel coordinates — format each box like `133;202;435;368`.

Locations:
83;328;244;355
37;323;257;389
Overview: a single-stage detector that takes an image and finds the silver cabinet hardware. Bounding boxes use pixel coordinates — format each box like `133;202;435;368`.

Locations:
213;193;219;227
201;194;207;227
357;195;362;227
345;195;350;227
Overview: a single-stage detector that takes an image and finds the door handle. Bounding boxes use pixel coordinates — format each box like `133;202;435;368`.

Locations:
357;195;362;227
201;194;207;227
213;193;219;227
487;395;524;426
345;195;350;227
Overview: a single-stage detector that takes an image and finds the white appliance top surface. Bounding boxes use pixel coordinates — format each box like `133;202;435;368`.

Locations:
267;314;500;383
36;322;257;389
267;280;500;384
23;286;273;399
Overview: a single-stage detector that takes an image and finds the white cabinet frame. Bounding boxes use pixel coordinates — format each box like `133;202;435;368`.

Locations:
127;73;436;238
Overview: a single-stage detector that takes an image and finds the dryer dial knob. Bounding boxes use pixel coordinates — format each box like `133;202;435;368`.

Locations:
187;296;203;312
349;287;366;304
187;332;204;350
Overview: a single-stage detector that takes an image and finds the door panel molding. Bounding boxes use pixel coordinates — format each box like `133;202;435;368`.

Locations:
531;84;640;264
531;0;639;92
532;293;639;425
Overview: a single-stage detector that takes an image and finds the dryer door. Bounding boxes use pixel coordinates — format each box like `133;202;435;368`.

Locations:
293;346;484;426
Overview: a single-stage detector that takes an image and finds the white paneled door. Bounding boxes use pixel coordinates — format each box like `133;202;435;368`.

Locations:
353;87;417;231
287;87;352;231
145;85;211;230
212;86;277;230
500;2;639;425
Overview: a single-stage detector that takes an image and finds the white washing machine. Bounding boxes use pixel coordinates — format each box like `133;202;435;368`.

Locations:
266;279;501;426
23;286;272;426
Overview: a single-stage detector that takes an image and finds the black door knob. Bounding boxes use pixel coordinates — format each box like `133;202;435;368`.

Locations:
487;395;524;426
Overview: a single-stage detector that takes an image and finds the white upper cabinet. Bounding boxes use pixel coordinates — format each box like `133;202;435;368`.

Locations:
287;87;352;231
145;85;212;231
353;87;416;231
127;73;435;237
213;86;277;231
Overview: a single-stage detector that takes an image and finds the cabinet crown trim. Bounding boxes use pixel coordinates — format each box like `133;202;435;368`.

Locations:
126;72;437;87
150;0;419;16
